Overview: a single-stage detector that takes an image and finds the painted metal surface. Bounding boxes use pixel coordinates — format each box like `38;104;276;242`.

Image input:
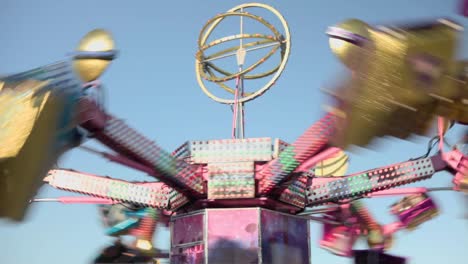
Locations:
189;138;274;163
172;212;205;246
170;208;311;264
307;156;438;206
171;212;205;264
260;209;310;264
207;161;255;199
206;208;260;264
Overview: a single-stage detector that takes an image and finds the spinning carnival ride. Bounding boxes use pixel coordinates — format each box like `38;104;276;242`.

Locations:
1;2;468;264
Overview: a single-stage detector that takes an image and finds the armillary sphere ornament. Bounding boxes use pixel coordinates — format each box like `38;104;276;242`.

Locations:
195;3;291;105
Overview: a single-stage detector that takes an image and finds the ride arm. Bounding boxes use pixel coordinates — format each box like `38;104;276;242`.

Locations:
44;169;188;210
257;113;337;195
77;98;204;198
306;152;453;207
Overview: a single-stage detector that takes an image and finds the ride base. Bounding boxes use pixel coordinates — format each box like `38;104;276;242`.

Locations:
170;208;310;264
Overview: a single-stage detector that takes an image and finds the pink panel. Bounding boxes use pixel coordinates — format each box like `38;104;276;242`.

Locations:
172;212;204;245
171;244;205;264
207;209;259;263
261;210;310;264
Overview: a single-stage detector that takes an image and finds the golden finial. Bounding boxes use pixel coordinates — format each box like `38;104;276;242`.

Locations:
328;19;371;69
72;29;116;82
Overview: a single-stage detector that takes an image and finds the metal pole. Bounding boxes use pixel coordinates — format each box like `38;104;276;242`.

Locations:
236;8;246;139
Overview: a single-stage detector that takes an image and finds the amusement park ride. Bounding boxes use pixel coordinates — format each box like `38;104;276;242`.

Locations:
1;2;468;264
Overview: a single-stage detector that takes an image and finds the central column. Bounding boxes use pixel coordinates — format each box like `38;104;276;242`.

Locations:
170;208;311;264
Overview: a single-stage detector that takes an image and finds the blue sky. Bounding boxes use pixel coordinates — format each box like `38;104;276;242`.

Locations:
1;0;467;263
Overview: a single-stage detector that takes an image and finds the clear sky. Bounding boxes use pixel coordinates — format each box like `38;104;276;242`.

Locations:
1;0;467;263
